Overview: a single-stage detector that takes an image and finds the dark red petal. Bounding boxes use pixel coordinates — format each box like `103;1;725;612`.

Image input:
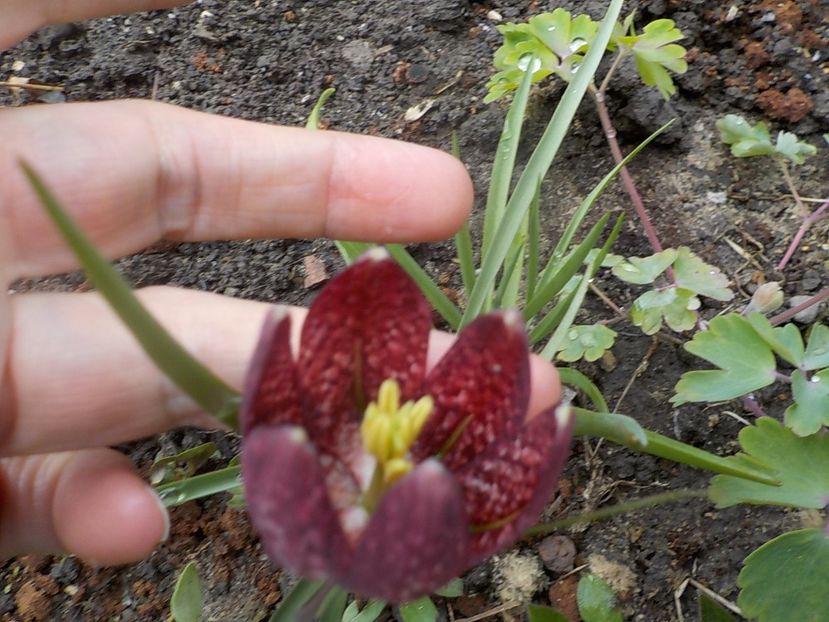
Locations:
346;460;470;603
460;403;573;564
298;249;431;449
242;425;352;579
412;311;530;471
241;309;302;434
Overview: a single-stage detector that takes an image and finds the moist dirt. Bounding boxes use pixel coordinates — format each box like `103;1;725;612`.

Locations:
1;0;828;620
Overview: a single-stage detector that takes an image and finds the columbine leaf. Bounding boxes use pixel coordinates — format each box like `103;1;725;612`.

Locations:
556;325;617;362
485;8;600;101
611;248;677;284
803;324;829;370
629;19;688;99
709;417;829;508
698;594;738;622
737;529;829;622
171;563;203;622
672;314;777;405
630;287;699;335
745;313;805;367
785;369;829;436
672;247;733;301
774;131;817;165
717;114;775;158
577;574;623;622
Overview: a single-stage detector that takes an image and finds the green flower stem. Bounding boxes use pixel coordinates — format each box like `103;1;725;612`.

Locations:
525;488;708;536
20;161;241;428
155;465;241;507
574;409;779;486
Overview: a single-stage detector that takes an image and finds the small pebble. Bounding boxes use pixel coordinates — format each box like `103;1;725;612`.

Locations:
789;294;821;324
487;10;503;23
537;535;577;575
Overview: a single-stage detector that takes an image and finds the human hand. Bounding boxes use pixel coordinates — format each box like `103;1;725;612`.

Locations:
0;1;561;567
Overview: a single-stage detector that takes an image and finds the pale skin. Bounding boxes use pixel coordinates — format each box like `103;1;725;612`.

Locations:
0;0;561;566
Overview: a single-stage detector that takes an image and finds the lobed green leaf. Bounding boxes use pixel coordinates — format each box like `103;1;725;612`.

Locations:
737;529;829;622
785;369;829;436
611;248;676;285
672;246;733;301
556;324;617;362
709;417;829;508
629;19;688;99
630;287;699;335
672;313;777;405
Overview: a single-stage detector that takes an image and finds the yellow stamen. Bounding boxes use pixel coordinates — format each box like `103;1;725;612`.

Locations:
360;379;433;489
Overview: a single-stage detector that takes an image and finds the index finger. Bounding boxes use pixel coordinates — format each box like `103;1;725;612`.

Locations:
3;100;473;279
1;0;190;49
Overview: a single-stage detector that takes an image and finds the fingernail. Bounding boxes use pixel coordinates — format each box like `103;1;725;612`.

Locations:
147;487;171;543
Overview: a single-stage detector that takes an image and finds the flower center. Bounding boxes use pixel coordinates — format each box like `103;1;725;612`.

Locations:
361;379;433;492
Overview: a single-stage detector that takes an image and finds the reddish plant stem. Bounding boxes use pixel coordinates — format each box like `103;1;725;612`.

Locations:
776;196;829;271
742;396;768;419
589;86;667;257
769;287;829;326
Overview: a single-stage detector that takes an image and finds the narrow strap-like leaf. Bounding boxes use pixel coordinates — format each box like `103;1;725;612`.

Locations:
481;58;534;262
550;119;675;262
462;0;624;326
20;161;241;427
525;176;542;302
525;212;611;320
385;244;462;330
155;465;242;507
451;132;476;296
269;579;327;622
540;215;622;359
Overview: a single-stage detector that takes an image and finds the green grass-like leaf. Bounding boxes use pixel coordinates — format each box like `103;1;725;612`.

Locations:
738;529;829;622
155;465;241;507
672;313;777;405
709;417;829;508
171;562;203;622
269;579;327;622
20;161;241;427
463;0;624;326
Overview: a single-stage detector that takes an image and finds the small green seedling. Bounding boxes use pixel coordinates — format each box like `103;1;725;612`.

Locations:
170;562;203;622
717;113;823;271
611;246;733;335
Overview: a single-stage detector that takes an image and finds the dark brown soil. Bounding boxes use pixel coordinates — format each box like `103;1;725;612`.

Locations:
2;0;828;621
